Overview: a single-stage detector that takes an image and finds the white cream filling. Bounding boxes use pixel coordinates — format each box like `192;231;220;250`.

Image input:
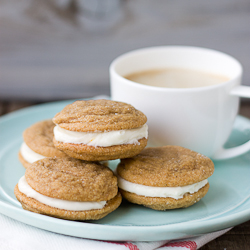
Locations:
53;124;148;147
20;142;46;163
18;176;106;211
117;175;208;199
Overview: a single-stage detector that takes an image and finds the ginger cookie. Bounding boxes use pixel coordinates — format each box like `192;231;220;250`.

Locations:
116;146;214;210
19;120;67;168
52;99;148;161
14;157;122;220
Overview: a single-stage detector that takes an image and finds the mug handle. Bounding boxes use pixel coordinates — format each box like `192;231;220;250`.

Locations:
212;85;250;160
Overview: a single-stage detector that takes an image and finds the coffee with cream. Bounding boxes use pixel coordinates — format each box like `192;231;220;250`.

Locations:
125;68;229;88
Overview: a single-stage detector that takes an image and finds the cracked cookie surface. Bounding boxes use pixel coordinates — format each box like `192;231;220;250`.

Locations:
52;99;147;132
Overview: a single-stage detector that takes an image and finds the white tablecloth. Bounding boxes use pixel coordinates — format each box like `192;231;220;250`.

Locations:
0;212;231;250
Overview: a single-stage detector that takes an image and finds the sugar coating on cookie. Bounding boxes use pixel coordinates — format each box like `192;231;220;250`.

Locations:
19;120;67;168
52;99;147;132
116;146;214;210
117;146;214;187
52;99;148;161
25;157;118;201
14;158;122;220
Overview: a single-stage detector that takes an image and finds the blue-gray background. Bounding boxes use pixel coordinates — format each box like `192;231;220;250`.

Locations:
0;0;249;101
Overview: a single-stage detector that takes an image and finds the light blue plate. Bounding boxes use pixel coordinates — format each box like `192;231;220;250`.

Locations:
0;100;250;241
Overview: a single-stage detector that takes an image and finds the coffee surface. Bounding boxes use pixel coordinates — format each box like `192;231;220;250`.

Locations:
125;68;229;88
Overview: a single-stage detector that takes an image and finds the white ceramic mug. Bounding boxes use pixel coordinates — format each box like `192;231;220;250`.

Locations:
110;46;250;160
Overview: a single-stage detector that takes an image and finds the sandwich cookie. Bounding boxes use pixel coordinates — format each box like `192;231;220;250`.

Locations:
14;157;122;220
116;146;214;210
19;120;67;168
52;99;148;161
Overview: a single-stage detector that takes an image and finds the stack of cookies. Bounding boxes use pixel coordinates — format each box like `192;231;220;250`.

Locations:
15;99;214;221
15;99;148;220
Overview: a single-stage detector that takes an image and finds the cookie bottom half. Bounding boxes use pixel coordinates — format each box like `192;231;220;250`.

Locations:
119;183;209;210
14;185;122;221
18;151;31;169
53;138;148;161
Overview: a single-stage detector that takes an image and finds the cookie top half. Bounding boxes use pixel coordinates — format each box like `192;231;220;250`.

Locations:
52;99;147;132
25;157;118;202
117;146;214;187
23;120;67;157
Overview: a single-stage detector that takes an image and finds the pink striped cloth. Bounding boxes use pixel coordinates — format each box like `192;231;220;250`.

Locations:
0;213;231;250
100;228;231;250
